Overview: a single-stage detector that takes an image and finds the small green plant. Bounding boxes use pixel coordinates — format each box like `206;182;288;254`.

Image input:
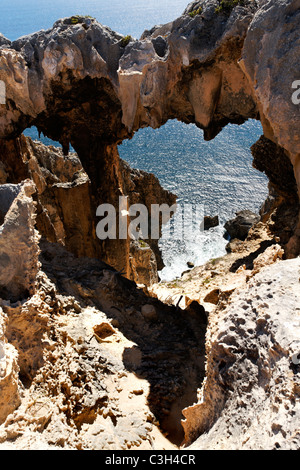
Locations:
71;16;79;24
138;239;149;249
188;6;203;18
120;35;132;47
202;277;211;286
215;0;245;14
167;280;180;289
70;15;94;25
210;256;222;266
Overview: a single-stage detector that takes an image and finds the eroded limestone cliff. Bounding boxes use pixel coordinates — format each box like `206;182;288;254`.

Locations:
0;0;299;451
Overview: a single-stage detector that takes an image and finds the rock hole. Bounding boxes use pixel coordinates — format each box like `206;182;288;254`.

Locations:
118;119;269;282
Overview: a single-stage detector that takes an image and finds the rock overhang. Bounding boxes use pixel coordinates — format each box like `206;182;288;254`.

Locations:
0;1;259;143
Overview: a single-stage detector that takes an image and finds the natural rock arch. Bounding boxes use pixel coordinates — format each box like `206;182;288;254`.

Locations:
0;0;299;279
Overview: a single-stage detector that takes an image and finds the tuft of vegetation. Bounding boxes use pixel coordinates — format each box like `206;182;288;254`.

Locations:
120;35;132;47
188;6;203;18
70;15;94;25
138;239;149;249
71;16;79;24
167;280;180;289
210;256;222;266
215;0;246;14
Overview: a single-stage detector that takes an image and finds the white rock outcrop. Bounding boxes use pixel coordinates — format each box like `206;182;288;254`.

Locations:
0;180;40;301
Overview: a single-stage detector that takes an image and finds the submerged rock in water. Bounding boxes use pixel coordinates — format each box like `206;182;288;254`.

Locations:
203;215;219;231
224;210;260;241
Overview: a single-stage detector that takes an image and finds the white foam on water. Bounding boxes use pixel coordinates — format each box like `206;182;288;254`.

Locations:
158;205;228;281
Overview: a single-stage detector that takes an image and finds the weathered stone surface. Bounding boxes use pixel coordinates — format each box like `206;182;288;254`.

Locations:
0;308;20;425
150;221;285;325
241;0;300;157
129;240;159;286
251;135;298;199
0;136;174;284
183;257;300;450
0;184;22;224
141;304;158;321
251;135;300;252
241;0;300;255
0;240;207;449
0;0;299;258
120;158;177;277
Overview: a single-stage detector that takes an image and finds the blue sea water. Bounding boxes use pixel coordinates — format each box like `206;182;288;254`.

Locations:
1;1;269;280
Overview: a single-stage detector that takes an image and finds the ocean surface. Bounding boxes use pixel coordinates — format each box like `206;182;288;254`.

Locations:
1;1;269;281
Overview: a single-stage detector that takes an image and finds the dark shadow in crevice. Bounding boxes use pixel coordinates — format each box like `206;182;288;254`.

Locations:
39;239;208;446
229;239;276;273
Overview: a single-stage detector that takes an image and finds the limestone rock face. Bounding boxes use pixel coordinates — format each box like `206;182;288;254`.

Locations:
0;4;258;158
0;241;207;450
0;0;299;256
0;136;174;285
241;0;300;255
0;1;263;276
183;257;300;450
241;0;300;157
0;308;20;425
251;135;300;250
0;0;300;452
0;0;299;258
251;135;298;200
129;240;159;286
119;159;177;275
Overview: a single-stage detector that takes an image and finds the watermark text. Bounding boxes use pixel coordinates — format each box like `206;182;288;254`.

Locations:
292;80;300;105
96;197;205;242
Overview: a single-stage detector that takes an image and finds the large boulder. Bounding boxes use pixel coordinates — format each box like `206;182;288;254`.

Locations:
203;215;219;231
224;210;260;241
